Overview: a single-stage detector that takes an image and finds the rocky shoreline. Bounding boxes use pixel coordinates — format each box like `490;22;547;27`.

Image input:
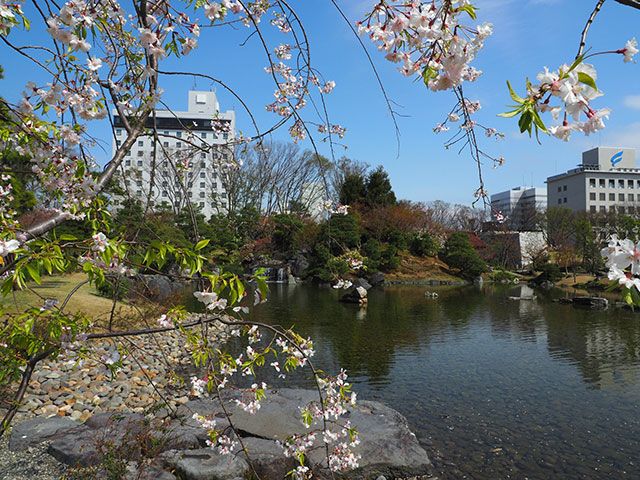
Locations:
1;317;437;480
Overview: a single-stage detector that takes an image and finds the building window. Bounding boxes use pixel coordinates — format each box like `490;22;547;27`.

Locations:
610;179;615;188
213;182;217;189
619;180;625;188
188;182;193;187
599;179;605;187
176;141;182;147
200;153;206;159
162;181;168;187
563;185;567;191
599;193;605;201
589;179;596;188
176;132;182;138
199;192;205;198
200;182;205;188
116;140;122;147
629;180;635;189
563;197;567;203
138;140;144;147
163;131;169;135
162;191;168;197
199;202;205;208
136;180;142;187
126;150;131;156
223;133;229;140
200;162;206;168
125;159;131;167
620;206;626;214
136;190;142;196
637;180;640;188
200;172;205;178
620;193;625;201
137;151;144;157
590;205;596;212
610;193;615;201
589;193;596;200
116;129;122;136
188;192;192;197
222;153;228;160
201;132;207;139
163;141;169;147
631;194;635;202
600;206;606;212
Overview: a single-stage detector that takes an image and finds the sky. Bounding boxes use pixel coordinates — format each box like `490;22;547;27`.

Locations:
2;0;640;208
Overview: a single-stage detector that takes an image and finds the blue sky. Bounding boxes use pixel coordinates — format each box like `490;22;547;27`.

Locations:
2;0;640;207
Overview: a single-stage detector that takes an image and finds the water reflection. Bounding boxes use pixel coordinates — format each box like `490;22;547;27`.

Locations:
236;283;640;478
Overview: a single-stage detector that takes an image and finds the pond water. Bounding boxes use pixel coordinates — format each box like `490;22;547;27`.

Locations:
214;283;640;479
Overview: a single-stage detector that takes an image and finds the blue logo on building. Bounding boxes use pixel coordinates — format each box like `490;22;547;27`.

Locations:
611;151;624;167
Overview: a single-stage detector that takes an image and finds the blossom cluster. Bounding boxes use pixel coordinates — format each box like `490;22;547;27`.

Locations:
602;235;640;290
358;1;493;90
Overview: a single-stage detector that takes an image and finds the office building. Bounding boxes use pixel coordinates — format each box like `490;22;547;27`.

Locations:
111;90;235;218
490;186;547;230
546;147;640;213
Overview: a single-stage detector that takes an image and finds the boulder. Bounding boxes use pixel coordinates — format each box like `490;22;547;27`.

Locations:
133;274;183;301
216;388;432;479
352;278;372;290
340;286;368;305
572;296;608;309
9;416;80;451
161;448;249;480
290;253;310;277
368;273;386;287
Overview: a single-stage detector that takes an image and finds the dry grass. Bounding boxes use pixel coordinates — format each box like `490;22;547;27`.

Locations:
0;273;145;325
385;252;463;282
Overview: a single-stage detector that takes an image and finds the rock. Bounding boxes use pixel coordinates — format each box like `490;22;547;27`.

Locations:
539;280;554;289
161;448;249;480
220;388;431;479
290;253;309;277
47;427;99;467
240;437;297;480
368;273;386;287
340;286;368;305
133;274;183;302
352;278;372;290
572;296;608;309
126;461;177;480
9;416;79;451
473;276;484;287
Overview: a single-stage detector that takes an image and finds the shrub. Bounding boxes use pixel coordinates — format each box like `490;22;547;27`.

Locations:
440;232;487;278
536;263;563;282
409;232;438;257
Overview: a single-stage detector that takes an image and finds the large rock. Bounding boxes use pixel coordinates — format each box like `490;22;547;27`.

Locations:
217;388;431;479
572;296;608;309
9;416;79;451
133;274;183;301
368;273;386;287
161;448;249;480
340;286;368;305
352;278;372;290
47;427;99;467
290;253;310;277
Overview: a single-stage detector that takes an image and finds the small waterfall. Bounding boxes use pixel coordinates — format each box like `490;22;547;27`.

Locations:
277;267;286;283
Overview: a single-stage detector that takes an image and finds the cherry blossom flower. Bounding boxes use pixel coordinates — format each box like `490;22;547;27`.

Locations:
622;38;638;63
0;239;20;257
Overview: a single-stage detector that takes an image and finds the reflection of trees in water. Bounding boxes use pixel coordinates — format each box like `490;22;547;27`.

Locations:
243;284;640;391
542;301;640;389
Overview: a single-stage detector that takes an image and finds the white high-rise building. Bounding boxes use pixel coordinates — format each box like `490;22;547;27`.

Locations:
111;90;236;218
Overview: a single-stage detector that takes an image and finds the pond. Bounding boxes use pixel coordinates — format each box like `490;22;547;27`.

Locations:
214;283;640;479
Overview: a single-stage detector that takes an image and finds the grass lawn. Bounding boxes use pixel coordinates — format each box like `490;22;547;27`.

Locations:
0;272;143;324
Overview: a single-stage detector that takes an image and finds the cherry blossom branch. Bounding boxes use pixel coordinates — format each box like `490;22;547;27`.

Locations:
577;0;607;59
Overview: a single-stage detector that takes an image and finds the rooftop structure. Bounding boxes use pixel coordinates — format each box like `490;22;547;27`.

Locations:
490;186;547;230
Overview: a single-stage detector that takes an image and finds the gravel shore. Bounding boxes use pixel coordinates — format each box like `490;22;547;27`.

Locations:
0;318;229;479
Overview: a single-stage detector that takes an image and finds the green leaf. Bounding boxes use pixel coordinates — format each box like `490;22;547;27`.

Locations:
497;108;522;118
458;4;477;19
194;239;210;251
59;234;77;241
26;264;41;284
577;72;597;90
506;80;525;104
